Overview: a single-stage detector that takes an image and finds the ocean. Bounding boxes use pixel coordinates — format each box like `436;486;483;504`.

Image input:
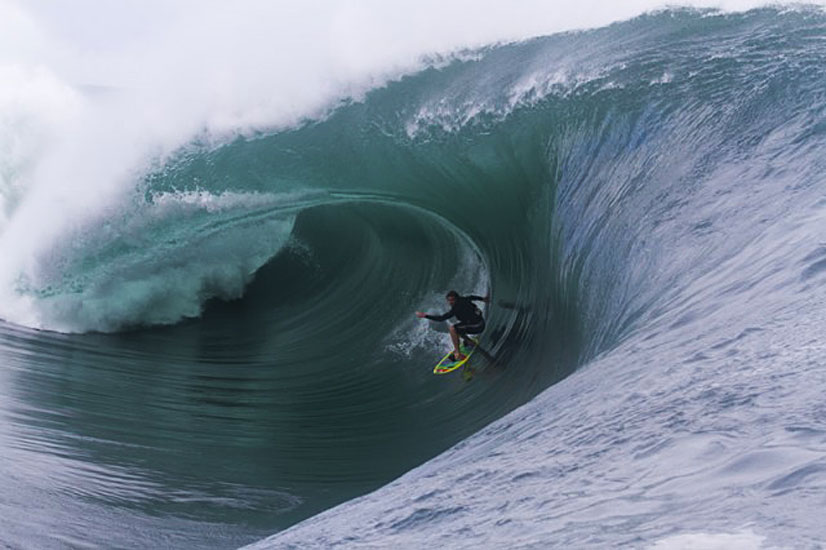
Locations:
1;5;825;549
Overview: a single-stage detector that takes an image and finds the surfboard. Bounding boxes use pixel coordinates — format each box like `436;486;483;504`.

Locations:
433;338;478;374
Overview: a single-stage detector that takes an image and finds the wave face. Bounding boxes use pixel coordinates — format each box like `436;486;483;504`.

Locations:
2;6;826;549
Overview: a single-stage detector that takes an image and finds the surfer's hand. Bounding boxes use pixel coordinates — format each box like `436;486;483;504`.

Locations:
416;311;427;318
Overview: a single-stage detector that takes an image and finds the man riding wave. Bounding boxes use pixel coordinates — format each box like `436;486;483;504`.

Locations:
416;290;490;362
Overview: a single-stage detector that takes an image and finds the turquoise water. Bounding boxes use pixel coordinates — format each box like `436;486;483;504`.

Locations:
2;7;826;548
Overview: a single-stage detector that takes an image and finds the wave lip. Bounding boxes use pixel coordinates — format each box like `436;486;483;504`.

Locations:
0;190;300;333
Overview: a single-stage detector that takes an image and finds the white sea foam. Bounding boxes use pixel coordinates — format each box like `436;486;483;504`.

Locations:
648;531;773;550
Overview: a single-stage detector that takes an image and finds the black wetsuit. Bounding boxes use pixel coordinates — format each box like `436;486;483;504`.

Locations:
425;295;486;335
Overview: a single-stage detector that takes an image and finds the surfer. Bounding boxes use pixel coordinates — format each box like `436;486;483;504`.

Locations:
416;291;489;361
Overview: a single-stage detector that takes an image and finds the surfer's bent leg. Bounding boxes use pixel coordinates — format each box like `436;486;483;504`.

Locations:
455;320;486;346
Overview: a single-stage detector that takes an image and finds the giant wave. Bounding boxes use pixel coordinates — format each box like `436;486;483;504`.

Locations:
1;4;825;549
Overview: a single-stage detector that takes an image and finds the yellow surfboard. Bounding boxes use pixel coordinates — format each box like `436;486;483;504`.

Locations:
433;339;478;374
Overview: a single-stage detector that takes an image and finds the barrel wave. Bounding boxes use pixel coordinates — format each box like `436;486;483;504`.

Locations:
1;7;826;549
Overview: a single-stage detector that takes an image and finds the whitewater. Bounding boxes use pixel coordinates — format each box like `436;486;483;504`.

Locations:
1;1;826;549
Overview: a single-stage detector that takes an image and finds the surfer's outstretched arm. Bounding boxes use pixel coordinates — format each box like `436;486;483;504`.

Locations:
416;310;454;322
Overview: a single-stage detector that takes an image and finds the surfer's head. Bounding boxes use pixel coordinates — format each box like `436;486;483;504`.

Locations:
446;290;459;306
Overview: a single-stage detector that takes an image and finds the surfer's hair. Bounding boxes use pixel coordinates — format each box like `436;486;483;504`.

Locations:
446;290;459;299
